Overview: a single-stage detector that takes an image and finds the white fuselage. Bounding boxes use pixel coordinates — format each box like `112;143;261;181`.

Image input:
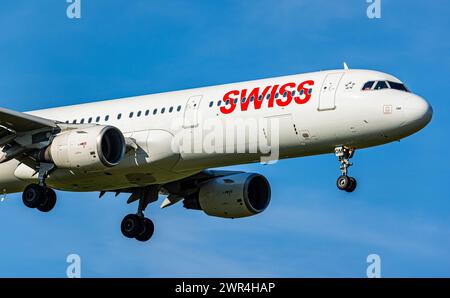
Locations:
0;69;432;193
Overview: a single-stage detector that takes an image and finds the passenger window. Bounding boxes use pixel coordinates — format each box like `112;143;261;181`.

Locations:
73;120;77;124
161;108;165;114
80;119;85;124
105;115;109;121
96;116;100;122
283;92;287;97
177;105;181;112
153;109;157;115
362;81;375;90
117;114;122;120
145;110;150;116
129;112;134;118
88;117;92;123
169;107;173;113
374;81;389;90
137;111;142;117
209;101;213;107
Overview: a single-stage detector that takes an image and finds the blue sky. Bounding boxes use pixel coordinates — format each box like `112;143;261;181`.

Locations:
0;0;449;277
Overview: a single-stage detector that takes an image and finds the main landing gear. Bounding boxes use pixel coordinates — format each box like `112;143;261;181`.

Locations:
22;163;57;212
335;146;357;193
120;186;158;242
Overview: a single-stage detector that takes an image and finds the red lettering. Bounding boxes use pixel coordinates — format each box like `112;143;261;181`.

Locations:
254;86;271;110
219;79;314;114
240;89;249;111
276;82;296;107
268;85;279;108
220;90;239;114
294;80;314;104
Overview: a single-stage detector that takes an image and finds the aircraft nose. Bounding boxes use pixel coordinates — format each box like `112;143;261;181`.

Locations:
404;95;433;129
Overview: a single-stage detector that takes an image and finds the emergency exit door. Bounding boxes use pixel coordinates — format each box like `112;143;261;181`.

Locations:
318;73;344;111
183;95;202;128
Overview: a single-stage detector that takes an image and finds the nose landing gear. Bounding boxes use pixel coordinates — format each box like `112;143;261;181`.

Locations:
335;146;357;192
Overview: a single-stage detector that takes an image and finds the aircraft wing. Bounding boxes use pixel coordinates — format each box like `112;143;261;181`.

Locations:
0;107;58;133
0;106;60;162
104;169;245;207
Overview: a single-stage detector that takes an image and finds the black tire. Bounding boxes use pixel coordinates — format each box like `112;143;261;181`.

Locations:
121;214;143;238
135;218;154;242
22;184;46;208
345;177;357;193
37;188;57;212
336;175;350;191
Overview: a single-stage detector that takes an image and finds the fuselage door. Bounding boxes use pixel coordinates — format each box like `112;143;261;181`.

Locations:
318;72;344;111
183;95;203;128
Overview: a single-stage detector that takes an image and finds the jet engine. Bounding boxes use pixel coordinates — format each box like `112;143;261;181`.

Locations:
184;173;271;218
38;126;126;171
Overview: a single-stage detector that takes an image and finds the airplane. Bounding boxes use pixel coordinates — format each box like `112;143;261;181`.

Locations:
0;68;432;242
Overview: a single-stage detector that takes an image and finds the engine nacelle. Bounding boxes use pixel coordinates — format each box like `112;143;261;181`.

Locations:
40;126;126;171
185;173;271;218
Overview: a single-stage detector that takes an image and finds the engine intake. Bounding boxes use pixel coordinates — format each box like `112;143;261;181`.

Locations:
184;173;271;218
40;126;126;171
98;126;126;166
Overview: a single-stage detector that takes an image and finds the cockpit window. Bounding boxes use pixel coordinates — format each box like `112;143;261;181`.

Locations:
363;80;409;92
374;81;389;90
387;81;409;92
362;81;375;90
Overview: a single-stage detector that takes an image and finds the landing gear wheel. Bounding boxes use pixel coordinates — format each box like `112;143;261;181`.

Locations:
135;218;154;242
121;214;143;238
345;177;357;193
120;185;159;242
37;188;57;212
22;184;45;208
335;146;357;192
337;175;351;191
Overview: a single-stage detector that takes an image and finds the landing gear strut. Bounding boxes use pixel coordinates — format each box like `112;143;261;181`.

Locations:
22;162;57;212
120;186;158;242
335;146;357;192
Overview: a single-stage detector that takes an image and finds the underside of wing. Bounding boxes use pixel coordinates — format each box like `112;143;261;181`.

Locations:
0;107;60;164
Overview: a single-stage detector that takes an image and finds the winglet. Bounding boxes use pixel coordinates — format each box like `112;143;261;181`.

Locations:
343;62;349;70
